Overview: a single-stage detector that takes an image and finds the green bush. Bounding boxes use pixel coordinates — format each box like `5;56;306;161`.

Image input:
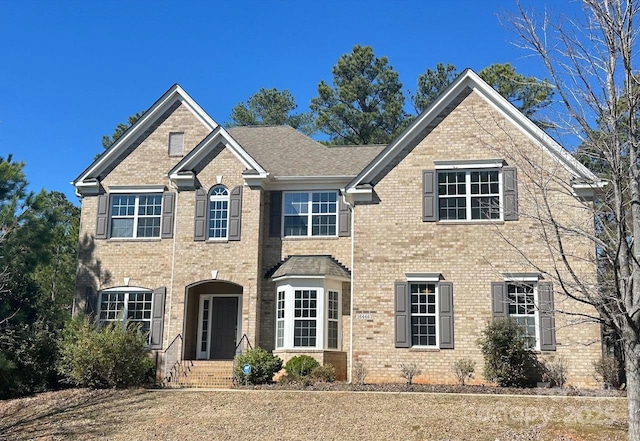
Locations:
310;364;335;382
477;318;542;387
284;355;320;378
233;348;283;384
57;316;154;389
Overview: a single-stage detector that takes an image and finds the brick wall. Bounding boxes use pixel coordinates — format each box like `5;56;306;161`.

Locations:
350;90;601;388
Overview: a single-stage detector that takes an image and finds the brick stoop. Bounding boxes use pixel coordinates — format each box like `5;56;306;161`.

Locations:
164;360;235;388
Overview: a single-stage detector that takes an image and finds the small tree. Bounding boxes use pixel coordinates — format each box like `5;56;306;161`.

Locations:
477;318;542;387
452;358;476;386
399;362;422;385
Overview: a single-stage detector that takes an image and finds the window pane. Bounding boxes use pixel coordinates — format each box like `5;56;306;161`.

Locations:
284;216;307;236
312;215;336;236
410;283;437;347
111;218;134;237
284;193;308;215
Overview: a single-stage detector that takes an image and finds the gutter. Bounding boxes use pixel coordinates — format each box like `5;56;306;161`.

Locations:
341;189;356;384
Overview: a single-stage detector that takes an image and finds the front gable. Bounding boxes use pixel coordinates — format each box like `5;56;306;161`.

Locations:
345;69;605;203
72;84;218;196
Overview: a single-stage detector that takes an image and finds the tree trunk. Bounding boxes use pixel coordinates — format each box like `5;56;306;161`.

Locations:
626;341;640;441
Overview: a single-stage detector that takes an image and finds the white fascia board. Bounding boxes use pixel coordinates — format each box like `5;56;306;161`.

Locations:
572;180;608;199
174;85;218;130
344;184;373;203
272;274;351;283
265;176;354;191
434;159;504;169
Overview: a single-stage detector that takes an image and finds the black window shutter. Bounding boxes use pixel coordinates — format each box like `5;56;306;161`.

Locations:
194;189;207;241
503;167;519;221
161;192;175;239
394;281;411;348
439;282;454;349
538;281;556;351
85;286;98;316
150;286;166;350
228;186;243;241
422;170;437;222
338;195;351;237
269;191;282;237
96;194;109;239
491;282;507;318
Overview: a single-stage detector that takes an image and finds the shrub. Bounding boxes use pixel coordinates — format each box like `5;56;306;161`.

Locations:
477;318;542;387
399;362;422;385
593;354;622;389
543;357;569;388
353;361;368;385
284;355;320;379
452;357;476;386
310;364;335;382
57;316;154;389
233;348;283;385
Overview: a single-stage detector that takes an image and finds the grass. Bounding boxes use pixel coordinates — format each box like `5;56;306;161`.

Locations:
0;388;628;440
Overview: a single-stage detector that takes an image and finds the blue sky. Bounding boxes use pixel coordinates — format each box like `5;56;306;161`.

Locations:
0;0;577;203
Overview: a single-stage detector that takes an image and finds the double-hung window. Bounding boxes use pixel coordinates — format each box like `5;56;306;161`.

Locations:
410;282;438;347
111;194;162;238
293;289;317;347
98;290;153;338
283;191;337;237
438;170;501;221
208;185;229;239
507;282;538;349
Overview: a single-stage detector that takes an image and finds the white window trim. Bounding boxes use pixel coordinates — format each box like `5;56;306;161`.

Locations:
409;281;439;349
434;159;504;169
98;287;153;343
110;193;163;239
108;185;165;193
504;280;541;351
274;278;342;350
437;168;504;222
208;185;230;241
282;190;339;238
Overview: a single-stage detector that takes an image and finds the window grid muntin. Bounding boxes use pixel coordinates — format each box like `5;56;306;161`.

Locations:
507;282;537;349
98;290;153;336
294;289;317;347
283;191;337;237
208;185;229;239
410;283;438;347
437;170;502;221
110;194;162;238
327;290;339;349
276;291;285;348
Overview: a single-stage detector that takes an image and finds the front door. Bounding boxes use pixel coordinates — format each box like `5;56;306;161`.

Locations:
196;295;239;360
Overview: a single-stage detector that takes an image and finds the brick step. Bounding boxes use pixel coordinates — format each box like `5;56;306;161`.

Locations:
164;360;235;389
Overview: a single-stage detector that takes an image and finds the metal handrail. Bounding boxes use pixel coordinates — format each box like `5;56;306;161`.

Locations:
162;334;183;386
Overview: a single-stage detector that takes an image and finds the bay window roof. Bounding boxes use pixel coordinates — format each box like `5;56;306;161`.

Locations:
267;255;351;281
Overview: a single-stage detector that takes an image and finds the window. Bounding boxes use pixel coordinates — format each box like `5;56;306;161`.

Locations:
438;170;501;221
507;282;538;349
276;291;285;349
273;282;342;350
294;289;317;347
394;279;453;349
98;290;153;337
327;290;339;349
169;132;184;156
410;283;438;347
208;185;229;239
283;191;337;237
110;194;162;238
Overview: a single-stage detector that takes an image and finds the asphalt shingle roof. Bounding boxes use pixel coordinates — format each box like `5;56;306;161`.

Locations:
268;255;351;280
227;126;384;177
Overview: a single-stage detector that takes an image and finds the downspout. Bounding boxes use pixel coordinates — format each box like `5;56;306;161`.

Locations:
166;182;179;352
342;190;355;383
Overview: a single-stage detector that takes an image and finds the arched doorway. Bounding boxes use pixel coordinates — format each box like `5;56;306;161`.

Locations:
184;280;243;360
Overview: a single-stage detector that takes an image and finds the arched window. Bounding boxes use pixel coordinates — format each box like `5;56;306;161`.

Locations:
208;185;229;239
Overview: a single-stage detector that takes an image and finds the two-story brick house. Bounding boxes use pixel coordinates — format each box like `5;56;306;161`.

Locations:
73;69;604;387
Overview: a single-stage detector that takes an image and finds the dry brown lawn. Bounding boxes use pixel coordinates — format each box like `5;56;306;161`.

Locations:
0;388;628;440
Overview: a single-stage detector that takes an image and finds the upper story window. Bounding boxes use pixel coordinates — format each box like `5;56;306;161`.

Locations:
438;170;501;221
111;194;163;238
208;185;229;240
283;191;338;237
